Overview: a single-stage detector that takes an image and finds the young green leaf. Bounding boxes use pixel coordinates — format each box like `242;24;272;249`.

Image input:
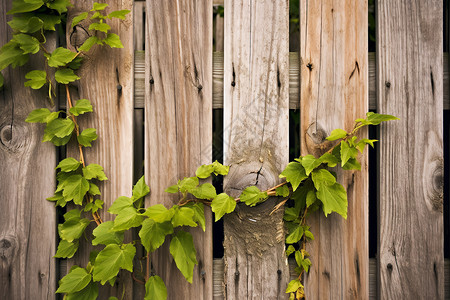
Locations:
143;204;175;223
311;169;336;190
69;99;93;116
107;10;130;20
285;224;304;244
25;108;51;123
8;16;43;33
92;221;124;246
342;158;361;171
59;215;90;242
304;230;314;240
78;128;98;147
103;33;123;48
8;0;44;14
191;183;216;199
285;279;303;293
46;0;71;14
355;138;377;153
283;207;299;222
178;177;199;193
93;243;136;285
48;47;77;67
83;163;108;181
24;70;47;89
316;182;347;218
139;219;173;252
56;267;91;294
276;185;290;197
55;68;80;84
0;40;29;70
300;154;322;175
45;118;75;138
56;157;81;172
112;207;144;231
88;182;101;196
195;164;215;179
78;36;99;52
326;128;347;141
279;161;307;191
84;199;103;213
319;152;339;167
54;239;79;258
239;186;268;207
211;193;236;222
72;12;89;27
67;56;84;70
12;33;40;54
61;174;89;205
92;2;109;11
132;175;150;201
65;281;99;300
169;231;198;283
212;160;229;175
306;190;317;207
145;275;167;300
89;22;111;33
340;141;358;166
171;207;197;228
164;184;178;193
365;112;399;125
285;245;295;257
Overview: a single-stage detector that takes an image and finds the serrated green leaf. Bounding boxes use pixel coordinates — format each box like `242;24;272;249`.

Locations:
164;184;178;193
276;185;290;197
103;33;123;48
89;22;111;33
90;11;106;20
72;12;88;27
319;152;339;167
212;160;229;175
24;70;47;89
62;174;89;205
46;0;71;14
8;0;43;14
8;16;43;33
285;224;304;244
239;186;268;207
195;164;215;179
45;118;74;138
355;138;377;153
55;68;80;84
306;190;317;207
279;162;307;191
92;221;124;246
211;193;236;222
283;207;299;222
286;279;303;293
0;40;29;70
192;183;216;199
48;47;77;67
170;231;197;283
108;196;133;214
285;245;295;257
326;128;347;141
56;267;91;293
113;207;144;231
143;204;174;223
83;164;107;181
79;36;99;52
139;219;173;252
107;10;130;20
93;244;136;284
25;108;51;123
34;13;62;30
67;56;84;70
311;169;336;190
64;208;81;220
84;199;103;213
92;2;109;11
47;191;66;207
56;157;81;172
54;239;79;258
65;281;98;300
145;275;167;300
69;99;93;116
78;128;98;147
59;216;90;242
342;158;361;170
12;33;40;54
365;113;399;125
186;202;206;231
88;182;101;196
172;207;197;228
304;230;314;240
300;155;321;175
340;141;358;166
178;177;198;193
316;182;347;218
132;176;150;201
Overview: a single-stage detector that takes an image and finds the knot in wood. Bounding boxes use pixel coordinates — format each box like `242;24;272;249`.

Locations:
70;25;91;50
305;122;332;156
0;124;28;153
0;235;17;263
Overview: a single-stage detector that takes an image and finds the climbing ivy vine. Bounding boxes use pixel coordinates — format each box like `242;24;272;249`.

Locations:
0;1;398;299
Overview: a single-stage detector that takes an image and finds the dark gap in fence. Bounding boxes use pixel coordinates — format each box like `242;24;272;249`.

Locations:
289;109;300;161
444;110;449;259
212;109;224;258
368;113;377;258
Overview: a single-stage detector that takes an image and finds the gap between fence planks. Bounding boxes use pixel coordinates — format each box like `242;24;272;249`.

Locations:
0;2;56;298
145;1;213;299
134;52;450;110
377;1;444;298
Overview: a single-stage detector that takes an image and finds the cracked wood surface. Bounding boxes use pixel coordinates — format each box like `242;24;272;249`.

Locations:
299;1;369;299
222;0;290;299
377;1;445;299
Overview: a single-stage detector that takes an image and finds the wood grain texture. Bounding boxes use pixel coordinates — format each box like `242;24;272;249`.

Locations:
299;1;369;299
134;1;145;51
145;1;213;299
222;0;290;299
66;1;135;298
377;1;444;299
0;2;56;299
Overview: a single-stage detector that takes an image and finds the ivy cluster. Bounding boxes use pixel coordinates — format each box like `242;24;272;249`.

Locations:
0;1;399;300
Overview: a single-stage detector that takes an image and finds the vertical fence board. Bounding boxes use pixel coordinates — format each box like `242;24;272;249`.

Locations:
0;2;56;299
66;1;135;298
299;1;369;299
222;1;289;299
145;1;213;299
377;1;444;299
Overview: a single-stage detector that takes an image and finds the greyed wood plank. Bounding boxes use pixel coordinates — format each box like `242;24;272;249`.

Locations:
299;1;369;299
145;1;213;299
222;1;289;299
377;1;444;298
134;1;145;51
0;2;56;299
66;1;135;298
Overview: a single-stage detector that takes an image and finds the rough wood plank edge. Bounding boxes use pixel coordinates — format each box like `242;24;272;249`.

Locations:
134;52;450;110
211;258;450;299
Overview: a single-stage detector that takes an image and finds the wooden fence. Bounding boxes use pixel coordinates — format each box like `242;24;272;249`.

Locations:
0;0;449;299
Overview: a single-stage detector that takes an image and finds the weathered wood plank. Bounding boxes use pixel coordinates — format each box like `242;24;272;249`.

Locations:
377;1;444;299
0;3;56;299
145;1;213;299
134;1;145;51
299;1;369;299
222;1;289;299
66;1;135;298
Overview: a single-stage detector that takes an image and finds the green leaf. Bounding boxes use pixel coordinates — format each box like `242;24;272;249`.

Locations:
8;0;43;14
79;36;100;52
311;169;336;190
88;182;101;196
25;108;51;123
239;186;268;207
93;244;136;285
340;141;358;166
300;155;321;175
195;164;215;179
212;160;229;175
178;177;198;193
54;239;79;258
170;231;197;283
47;191;66;207
283;207;299;222
107;10;130;20
276;185;290;197
192;183;216;199
55;68;80;84
83;164;107;181
319;152;339;168
56;158;81;172
65;281;98;300
326;128;347;141
112;207;144;231
355;138;377;153
67;56;84;70
59;215;90;242
46;0;71;14
316;182;347;218
12;33;40;54
8;16;43;33
108;196;133;214
285;224;304;244
89;22;111;33
45;118;74;138
62;175;89;205
172;207;197;228
103;33;123;48
211;193;236;222
143;204;175;223
92;2;109;11
132;176;150;201
24;70;47;89
84;199;103;213
56;267;91;293
78;128;98;147
306;190;317;207
0;40;29;70
139;219;173;252
286;279;303;293
365;112;399;125
92;221;124;246
90;11;105;20
304;230;314;240
72;12;89;27
69;99;93;116
0;72;3;88
145;275;167;300
342;158;361;170
164;184;178;193
48;47;77;67
285;245;295;257
35;13;62;30
187;202;206;231
279;162;308;191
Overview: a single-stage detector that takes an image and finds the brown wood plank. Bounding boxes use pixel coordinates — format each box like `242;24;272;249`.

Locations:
299;1;369;299
222;0;290;299
65;1;135;298
0;3;57;299
145;1;213;299
134;1;145;51
377;1;444;298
